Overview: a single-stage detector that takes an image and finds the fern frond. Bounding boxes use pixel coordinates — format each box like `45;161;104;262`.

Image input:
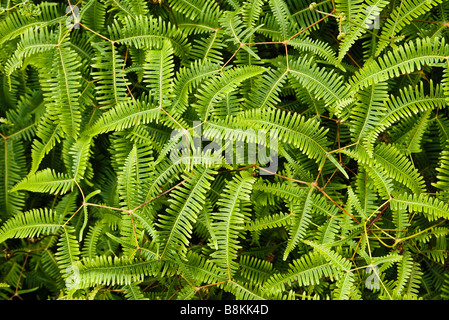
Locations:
252;180;307;203
91;41;131;108
0;208;60;243
337;0;390;61
333;271;356;300
176;250;228;285
303;240;352;272
365;81;446;154
4;27;58;79
289;37;344;70
158;167;216;259
221;280;267;300
390;192;449;221
349;82;388;146
10;168;75;195
239;255;275;285
0;138;27;216
42;39;83;138
237;108;347;178
269;0;293;41
433;143;449;191
246;67;288;110
315;216;341;245
41;249;65;288
108;15;190;58
335;0;365;23
76;255;162;288
211;171;256;278
365;166;393;199
393;251;423;298
348;144;426;194
123;282;147;300
81;0;106;32
349;37;449;93
189;31;225;66
219;10;251;45
66;136;93;182
375;0;443;56
245;212;292;231
283;186;315;260
288;56;349;113
144;41;175;108
0;2;62;47
242;0;264;28
81;221;105;259
168;0;219;20
392;109;432;154
104;0;148;19
29;114;62;175
117;145;139;210
262;251;339;293
193;65;265;121
372;144;426;193
85;98;161;136
1;0;448;302
56;226;81;276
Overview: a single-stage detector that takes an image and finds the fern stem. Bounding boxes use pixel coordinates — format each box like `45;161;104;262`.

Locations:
288;12;332;41
364;221;373;259
257;166;310;185
0;1;28;16
133;179;186;212
62;204;84;228
290;0;332;17
220;45;242;72
394;220;447;246
79;23;112;43
317;186;360;224
322;168;338;189
85;202;129;213
343;17;393;42
245;41;283;45
160;106;187;131
10;252;28;300
371;230;395;248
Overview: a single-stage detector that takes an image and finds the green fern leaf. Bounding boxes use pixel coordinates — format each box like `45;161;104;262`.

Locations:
333;271;356;300
391;192;449;220
337;0;390;61
91;41;131;108
193;65;265;121
349;37;449;93
10;168;75;195
108;15;190;58
283;186;315;260
0;208;60;243
375;0;443;56
303;240;352;272
211;171;256;278
263;251;339;293
144;41;175;108
158;167;216;259
56;226;81;276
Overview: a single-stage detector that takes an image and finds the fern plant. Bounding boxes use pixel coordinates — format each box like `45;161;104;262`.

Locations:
1;0;449;301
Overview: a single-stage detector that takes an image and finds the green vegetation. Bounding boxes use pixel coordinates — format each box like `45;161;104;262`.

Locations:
0;0;449;300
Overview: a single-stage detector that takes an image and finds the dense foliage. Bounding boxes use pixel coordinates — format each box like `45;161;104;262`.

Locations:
1;0;449;300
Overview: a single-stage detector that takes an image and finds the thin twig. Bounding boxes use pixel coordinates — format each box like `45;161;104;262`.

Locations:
133;180;186;211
